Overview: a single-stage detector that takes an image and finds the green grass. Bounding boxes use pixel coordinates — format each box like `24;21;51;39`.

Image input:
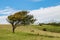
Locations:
32;25;60;33
0;25;60;40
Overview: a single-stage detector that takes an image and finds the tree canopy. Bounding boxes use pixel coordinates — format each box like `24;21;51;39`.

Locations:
7;11;36;33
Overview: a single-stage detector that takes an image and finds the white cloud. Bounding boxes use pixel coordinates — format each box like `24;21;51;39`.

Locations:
29;5;60;24
0;7;19;24
0;7;17;16
0;16;8;24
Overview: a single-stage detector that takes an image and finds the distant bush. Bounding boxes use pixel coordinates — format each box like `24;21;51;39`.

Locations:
39;22;60;26
43;28;47;31
39;23;45;26
46;22;60;26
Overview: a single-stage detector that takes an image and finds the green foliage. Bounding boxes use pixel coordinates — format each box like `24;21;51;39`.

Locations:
21;15;36;25
7;11;36;26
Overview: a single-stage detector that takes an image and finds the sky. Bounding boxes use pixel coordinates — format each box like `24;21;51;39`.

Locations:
0;0;60;24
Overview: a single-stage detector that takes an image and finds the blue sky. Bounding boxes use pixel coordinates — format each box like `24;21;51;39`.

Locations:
0;0;60;10
0;0;60;24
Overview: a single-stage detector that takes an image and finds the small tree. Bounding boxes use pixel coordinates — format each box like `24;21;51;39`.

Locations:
7;11;36;33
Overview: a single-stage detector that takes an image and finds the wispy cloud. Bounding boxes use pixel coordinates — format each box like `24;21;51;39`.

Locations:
0;6;18;24
0;6;17;16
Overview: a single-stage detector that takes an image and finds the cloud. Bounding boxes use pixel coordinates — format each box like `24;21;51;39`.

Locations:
0;7;19;24
0;16;8;24
29;5;60;24
0;7;17;16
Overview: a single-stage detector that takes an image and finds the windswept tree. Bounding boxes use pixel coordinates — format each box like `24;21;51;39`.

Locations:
7;11;36;33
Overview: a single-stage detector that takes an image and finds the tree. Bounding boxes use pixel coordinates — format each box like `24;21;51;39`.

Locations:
7;11;36;33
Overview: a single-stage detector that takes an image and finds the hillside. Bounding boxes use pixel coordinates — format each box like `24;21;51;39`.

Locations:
0;25;60;40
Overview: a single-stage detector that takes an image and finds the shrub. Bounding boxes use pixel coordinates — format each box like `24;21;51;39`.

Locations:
43;28;47;31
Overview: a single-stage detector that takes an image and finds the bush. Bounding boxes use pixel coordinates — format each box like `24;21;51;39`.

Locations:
43;28;47;31
39;23;44;26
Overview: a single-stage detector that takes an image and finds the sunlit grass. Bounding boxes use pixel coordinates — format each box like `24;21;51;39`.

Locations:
0;25;60;40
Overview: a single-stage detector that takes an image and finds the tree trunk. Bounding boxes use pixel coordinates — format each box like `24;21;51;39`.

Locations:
12;24;16;33
13;26;15;33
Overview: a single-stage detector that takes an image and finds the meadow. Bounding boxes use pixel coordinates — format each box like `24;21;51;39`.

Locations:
0;24;60;40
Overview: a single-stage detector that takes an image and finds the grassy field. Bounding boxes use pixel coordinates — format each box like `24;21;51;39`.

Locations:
0;25;60;40
32;25;60;33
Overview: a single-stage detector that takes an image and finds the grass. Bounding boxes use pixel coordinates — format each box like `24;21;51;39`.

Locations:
32;25;60;33
0;24;60;40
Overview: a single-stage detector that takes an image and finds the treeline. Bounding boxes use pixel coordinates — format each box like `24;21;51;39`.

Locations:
39;22;60;26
